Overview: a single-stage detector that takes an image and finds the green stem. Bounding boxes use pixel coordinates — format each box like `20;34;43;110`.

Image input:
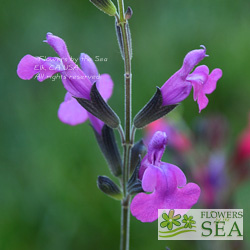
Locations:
118;0;125;21
120;196;130;250
117;1;132;250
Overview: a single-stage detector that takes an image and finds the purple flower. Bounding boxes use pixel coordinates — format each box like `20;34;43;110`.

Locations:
160;46;222;112
58;53;114;132
17;33;93;99
17;33;114;133
130;131;200;223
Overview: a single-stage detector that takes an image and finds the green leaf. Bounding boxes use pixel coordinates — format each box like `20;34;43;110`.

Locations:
90;0;117;16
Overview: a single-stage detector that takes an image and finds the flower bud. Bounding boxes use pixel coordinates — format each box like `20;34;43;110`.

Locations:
90;0;117;16
115;20;124;59
97;176;122;200
125;6;133;20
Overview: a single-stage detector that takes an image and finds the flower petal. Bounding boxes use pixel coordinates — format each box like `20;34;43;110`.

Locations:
45;32;71;60
165;163;187;187
58;92;89;126
130;192;163;222
139;131;167;179
191;81;202;101
96;74;114;101
141;165;158;192
186;65;209;101
17;55;41;80
189;65;209;75
187;66;222;112
17;55;63;81
138;157;149;180
88;113;104;135
161;76;192;106
79;53;99;84
197;92;209;113
181;46;208;76
203;68;223;94
167;183;201;209
147;131;168;165
61;72;92;99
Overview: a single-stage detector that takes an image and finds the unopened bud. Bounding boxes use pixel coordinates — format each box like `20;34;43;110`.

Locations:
97;176;122;200
125;6;133;20
115;20;124;59
90;0;117;16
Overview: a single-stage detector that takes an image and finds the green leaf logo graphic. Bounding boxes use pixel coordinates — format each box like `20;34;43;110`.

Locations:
160;209;181;230
159;210;197;238
182;214;196;229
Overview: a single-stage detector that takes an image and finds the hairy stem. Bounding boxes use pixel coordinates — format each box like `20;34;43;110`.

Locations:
117;0;132;250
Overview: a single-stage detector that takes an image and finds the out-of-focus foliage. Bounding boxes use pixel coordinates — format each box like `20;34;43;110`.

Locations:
0;0;249;249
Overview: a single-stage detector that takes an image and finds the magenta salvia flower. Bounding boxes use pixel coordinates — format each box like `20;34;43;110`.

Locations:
17;33;114;133
130;131;200;223
58;53;114;131
17;33;92;99
160;46;222;112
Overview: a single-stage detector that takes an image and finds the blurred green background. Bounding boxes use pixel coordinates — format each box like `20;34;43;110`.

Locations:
0;0;250;249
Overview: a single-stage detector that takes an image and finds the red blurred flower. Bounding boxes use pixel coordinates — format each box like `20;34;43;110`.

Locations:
235;114;250;165
144;119;191;153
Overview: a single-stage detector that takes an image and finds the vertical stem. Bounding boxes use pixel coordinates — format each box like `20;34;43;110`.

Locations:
118;0;125;22
120;196;130;250
117;1;132;250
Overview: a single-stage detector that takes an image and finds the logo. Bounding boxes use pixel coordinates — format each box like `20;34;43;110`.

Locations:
158;209;243;240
